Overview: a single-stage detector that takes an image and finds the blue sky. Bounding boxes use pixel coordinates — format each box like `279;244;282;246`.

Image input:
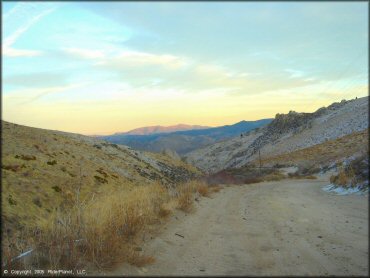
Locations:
2;2;368;134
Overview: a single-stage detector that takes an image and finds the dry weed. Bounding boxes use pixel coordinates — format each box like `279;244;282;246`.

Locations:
127;253;155;267
197;184;210;197
158;205;172;218
175;181;201;212
29;182;170;270
210;185;222;193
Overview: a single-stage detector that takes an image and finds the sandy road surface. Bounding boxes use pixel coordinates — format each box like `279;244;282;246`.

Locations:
108;178;368;276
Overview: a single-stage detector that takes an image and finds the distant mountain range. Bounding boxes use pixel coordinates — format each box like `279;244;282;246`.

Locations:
117;124;211;136
100;119;273;155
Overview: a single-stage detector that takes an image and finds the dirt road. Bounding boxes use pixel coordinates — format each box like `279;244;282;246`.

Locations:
109;178;368;276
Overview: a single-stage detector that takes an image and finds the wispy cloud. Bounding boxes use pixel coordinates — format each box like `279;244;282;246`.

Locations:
4;72;69;88
93;48;317;95
3;3;58;57
96;49;191;69
4;83;86;105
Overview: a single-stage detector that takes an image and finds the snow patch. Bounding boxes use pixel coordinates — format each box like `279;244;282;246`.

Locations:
322;184;368;196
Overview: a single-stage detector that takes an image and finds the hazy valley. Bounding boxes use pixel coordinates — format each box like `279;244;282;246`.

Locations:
100;119;272;155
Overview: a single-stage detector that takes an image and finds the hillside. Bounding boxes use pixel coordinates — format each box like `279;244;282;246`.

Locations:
116;124;211;136
101;119;272;155
186;97;368;173
259;129;369;170
1;121;200;236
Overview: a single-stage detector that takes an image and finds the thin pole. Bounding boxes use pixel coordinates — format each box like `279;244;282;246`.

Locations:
259;150;262;174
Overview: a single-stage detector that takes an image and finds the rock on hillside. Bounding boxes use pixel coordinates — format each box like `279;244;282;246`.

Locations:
1;121;200;232
186;97;368;173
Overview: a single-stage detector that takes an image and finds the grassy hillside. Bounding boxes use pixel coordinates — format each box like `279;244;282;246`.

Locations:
257;128;368;171
1;121;200;247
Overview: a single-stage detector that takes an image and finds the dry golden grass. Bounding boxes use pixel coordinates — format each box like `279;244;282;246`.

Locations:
7;181;218;270
3;183;172;270
288;173;317;180
175;180;208;212
210;185;222;193
197;184;210;197
126;252;155;267
259;129;368;169
330;164;356;187
263;172;286;182
158;205;172;218
176;188;194;212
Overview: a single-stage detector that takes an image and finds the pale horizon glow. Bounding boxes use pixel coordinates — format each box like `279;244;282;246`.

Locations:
2;2;368;135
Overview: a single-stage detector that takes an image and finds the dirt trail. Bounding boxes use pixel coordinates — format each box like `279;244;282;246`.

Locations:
108;178;368;276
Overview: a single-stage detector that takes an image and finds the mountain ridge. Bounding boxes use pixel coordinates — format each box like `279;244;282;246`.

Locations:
101;119;273;155
116;124;212;136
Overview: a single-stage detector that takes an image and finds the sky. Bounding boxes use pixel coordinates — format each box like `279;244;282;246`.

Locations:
2;2;368;135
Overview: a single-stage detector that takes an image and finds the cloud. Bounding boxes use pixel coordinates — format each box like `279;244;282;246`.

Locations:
3;83;85;105
96;49;191;69
250;51;282;61
62;47;106;59
2;48;42;58
4;72;69;88
3;3;58;57
284;69;305;79
93;48;318;95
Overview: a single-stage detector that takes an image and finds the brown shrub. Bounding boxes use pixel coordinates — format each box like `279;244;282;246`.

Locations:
210;185;222;193
176;181;198;212
243;177;263;184
51;186;62;193
94;175;108;184
263;172;285;181
304;175;317;180
197;185;210;197
289;172;317;180
126;250;155;267
330;160;363;187
330;175;337;184
16;155;36;161
96;168;108;178
2;164;25;172
32;197;42;208
177;190;193;212
336;168;352;186
158;206;171;218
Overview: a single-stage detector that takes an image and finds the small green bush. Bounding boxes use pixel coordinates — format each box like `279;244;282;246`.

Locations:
51;185;62;193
